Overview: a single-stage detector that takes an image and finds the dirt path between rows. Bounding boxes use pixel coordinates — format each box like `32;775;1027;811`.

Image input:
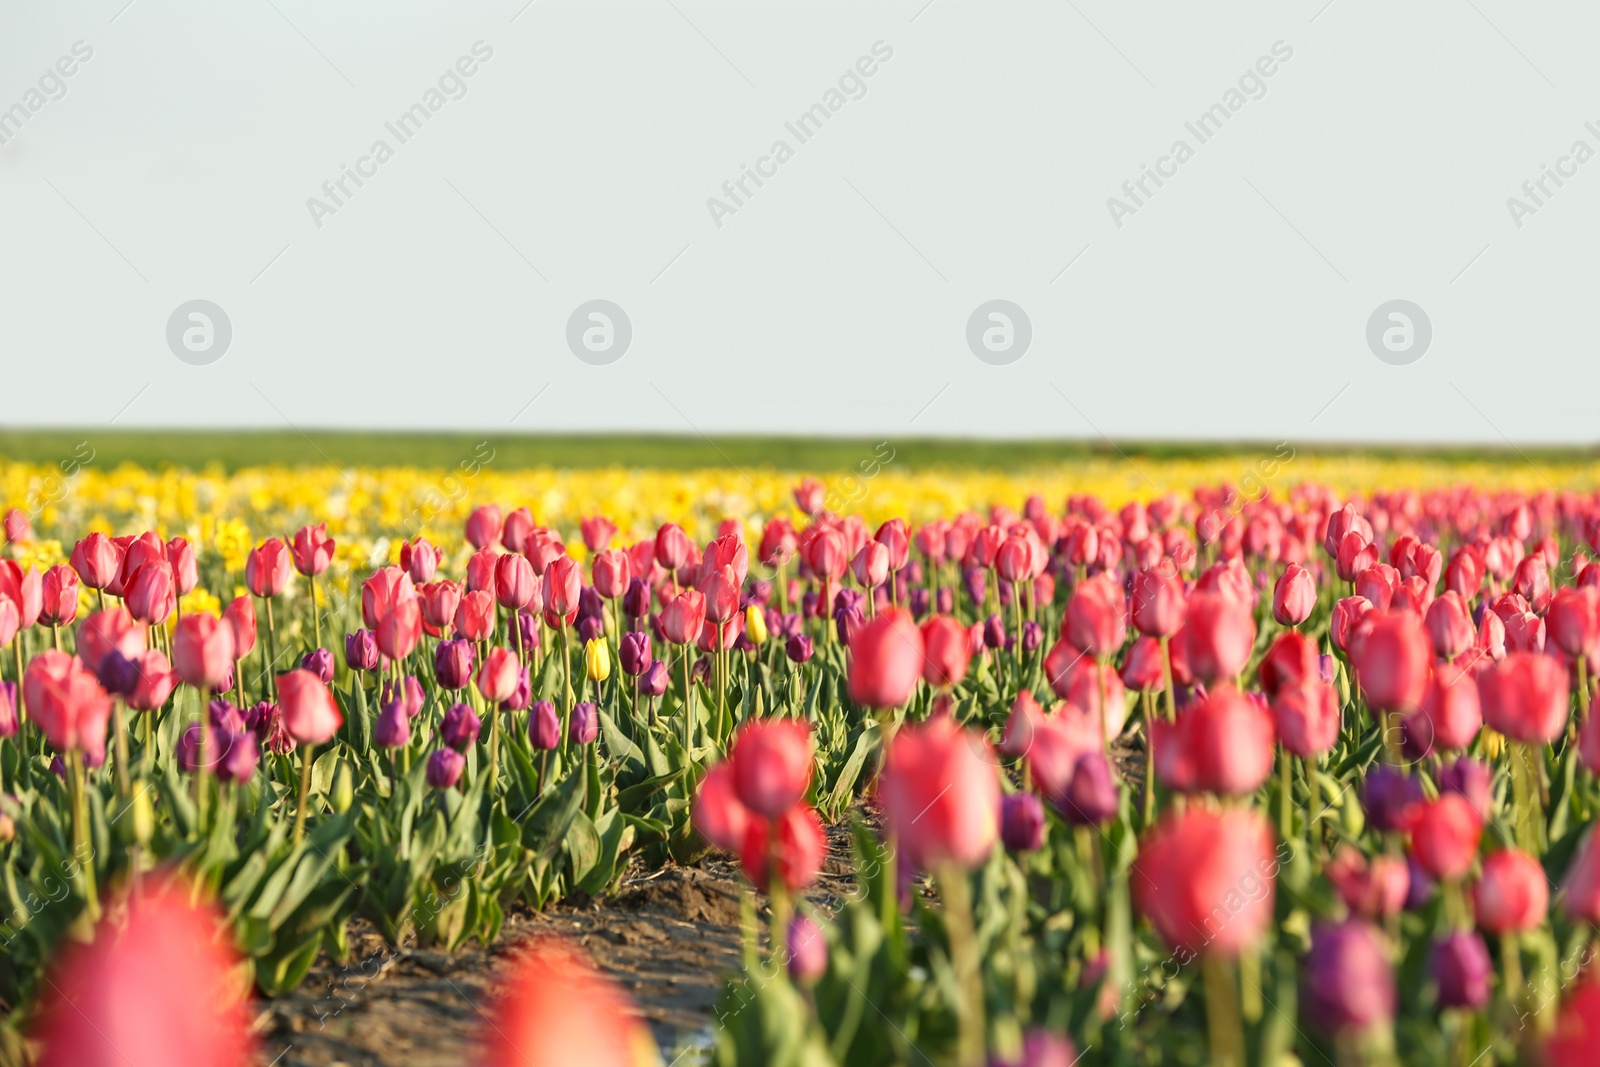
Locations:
254;828;861;1066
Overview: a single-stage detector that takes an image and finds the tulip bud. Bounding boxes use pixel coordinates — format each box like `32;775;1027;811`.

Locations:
331;760;354;813
1302;921;1396;1034
786;914;828;985
585;638;610;682
426;748;466;790
641;659;669;697
1000;793;1046;852
529;700;560;750
1272;563;1317;626
785;633;814;664
345;628;379;672
300;648;335;684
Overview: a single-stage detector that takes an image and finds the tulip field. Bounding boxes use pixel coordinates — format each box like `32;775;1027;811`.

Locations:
3;446;1600;1065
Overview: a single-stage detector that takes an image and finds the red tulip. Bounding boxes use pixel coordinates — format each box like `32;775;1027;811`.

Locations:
31;879;254;1067
23;649;113;759
1352;609;1431;714
847;608;923;708
418;579;461;634
1063;573;1127;658
1272;562;1316;625
1473;848;1548;934
760;519;798;568
1478;651;1570;745
702;533;749;585
75;608;146;678
1336;531;1378;583
1408;794;1482;881
1330;595;1372;654
69;532;121;591
1548;586;1600;660
804;525;848;581
1544;981;1600;1067
700;565;741;625
524;529;566;576
160;537;196;596
1445;548;1484;599
875;518;910;571
543;556;582;621
1416;664;1482;751
1258;630;1320;700
465;504;503;550
729;719;812;817
1560;826;1600;925
919;615;970;688
112;533;160;598
1326;846;1409;920
244;537;291;598
591;549;631;600
739;804;827;891
1512;555;1552;613
124;559;176;625
999;690;1044;759
290;523;334;577
400;537;441;584
657;589;703;646
481;938;652;1067
851;541;890;589
1182;590;1256;684
502;507;536;552
1425;592;1475;660
121;649;176;712
376;599;422;660
1272;680;1340;758
0;561;41;630
495;552;537;610
40;564;79;626
361;567;414;630
1153;683;1275;796
476;646;522;703
2;508;30;544
692;762;750;851
878;714;1000;870
579;514;617;554
1132;806;1276;957
172;613;235;690
654;522;693;570
1044;643;1128;738
214;597;254;663
1130;563;1185;637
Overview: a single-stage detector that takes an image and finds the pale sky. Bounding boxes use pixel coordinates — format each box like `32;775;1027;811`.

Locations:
1;0;1597;445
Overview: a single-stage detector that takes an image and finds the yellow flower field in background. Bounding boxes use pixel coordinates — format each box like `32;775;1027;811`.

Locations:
1;452;1593;588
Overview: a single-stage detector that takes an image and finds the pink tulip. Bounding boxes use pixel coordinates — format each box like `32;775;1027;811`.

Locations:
23;649;113;759
1272;562;1317;625
278;668;342;744
1478;651;1570;745
1182;590;1256;684
878;714;1000;871
1473;848;1548;934
361;567;415;630
543;556;582;621
291;523;335;576
40;564;79;626
172;613;236;690
847;608;923;708
591;549;631;600
728;719;813;817
222;596;257;660
75;608;146;678
30;880;254;1067
69;532;121;591
1132;806;1276;957
244;538;291;598
465;505;503;550
476;646;522;703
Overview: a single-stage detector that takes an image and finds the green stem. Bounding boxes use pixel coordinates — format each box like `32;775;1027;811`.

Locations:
937;865;985;1067
1202;954;1245;1067
293;742;315;844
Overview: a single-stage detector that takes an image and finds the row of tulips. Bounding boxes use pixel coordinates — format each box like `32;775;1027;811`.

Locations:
0;478;1598;1063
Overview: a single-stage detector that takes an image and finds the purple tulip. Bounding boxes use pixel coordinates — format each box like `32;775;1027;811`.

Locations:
1438;757;1493;821
641;659;669;697
983;614;1006;651
381;676;425;720
208;698;245;735
1062;751;1118;826
515;609;541;654
1404;854;1436;911
218;731;260;784
909;587;930;619
529;700;560;750
746;579;773;607
577;585;605;622
620;631;652;676
441;702;481;751
1362;765;1423;834
936;587;954;614
577;614;604;644
786;633;814;664
345;628;379;671
835;605;865;645
1001;793;1046;852
99;650;140;698
964;566;987;607
1302;920;1396;1034
786;914;827;984
622;577;651;619
434;639;475;690
426;747;465;790
300;647;336;684
570;702;598;746
374;701;411;749
1431;930;1491;1009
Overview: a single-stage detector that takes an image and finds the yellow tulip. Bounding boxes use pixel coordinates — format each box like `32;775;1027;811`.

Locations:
745;604;769;646
585;637;611;682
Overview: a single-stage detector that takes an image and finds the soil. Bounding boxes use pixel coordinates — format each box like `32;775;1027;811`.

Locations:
253;825;862;1066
